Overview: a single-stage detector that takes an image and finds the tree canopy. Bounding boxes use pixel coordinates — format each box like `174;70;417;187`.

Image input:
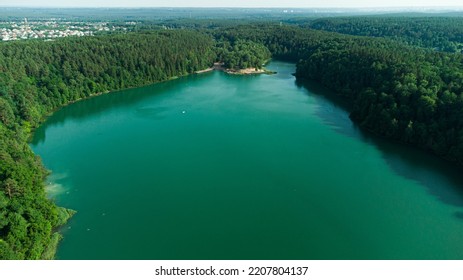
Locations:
0;30;215;259
3;18;463;259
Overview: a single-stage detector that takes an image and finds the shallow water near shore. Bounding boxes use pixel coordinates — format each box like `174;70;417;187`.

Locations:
31;61;463;259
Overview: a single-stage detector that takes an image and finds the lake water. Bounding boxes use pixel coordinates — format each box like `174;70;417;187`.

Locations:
31;61;463;259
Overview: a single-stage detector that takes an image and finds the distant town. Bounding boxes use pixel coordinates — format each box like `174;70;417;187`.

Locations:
0;18;129;41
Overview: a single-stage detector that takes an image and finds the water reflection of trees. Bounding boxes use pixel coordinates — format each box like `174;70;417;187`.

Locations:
297;79;463;212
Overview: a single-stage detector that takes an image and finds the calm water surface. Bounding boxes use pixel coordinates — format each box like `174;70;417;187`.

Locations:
31;61;463;259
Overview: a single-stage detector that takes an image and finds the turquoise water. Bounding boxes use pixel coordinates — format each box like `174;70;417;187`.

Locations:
31;61;463;259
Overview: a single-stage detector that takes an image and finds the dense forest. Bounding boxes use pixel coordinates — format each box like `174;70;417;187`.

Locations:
215;24;463;164
306;16;463;53
3;16;463;259
216;39;271;69
0;30;215;259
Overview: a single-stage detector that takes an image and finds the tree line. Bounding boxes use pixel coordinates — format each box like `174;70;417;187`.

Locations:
215;23;463;164
0;30;215;259
306;16;463;53
3;19;463;259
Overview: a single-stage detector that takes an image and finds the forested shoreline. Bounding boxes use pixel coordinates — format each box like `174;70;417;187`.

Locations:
0;30;215;259
2;17;463;259
216;24;463;164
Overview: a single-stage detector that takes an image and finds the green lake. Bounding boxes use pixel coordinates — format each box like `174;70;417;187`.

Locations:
31;61;463;259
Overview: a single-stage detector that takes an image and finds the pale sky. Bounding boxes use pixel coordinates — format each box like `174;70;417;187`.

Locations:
2;0;463;8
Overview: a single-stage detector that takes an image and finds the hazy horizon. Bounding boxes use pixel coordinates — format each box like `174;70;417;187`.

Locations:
2;0;463;9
